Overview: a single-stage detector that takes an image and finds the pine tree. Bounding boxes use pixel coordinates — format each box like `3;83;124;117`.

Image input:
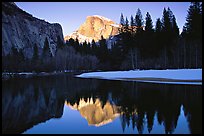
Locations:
184;2;202;40
121;17;129;34
171;15;179;38
182;2;202;68
155;18;162;33
135;8;143;28
125;17;129;27
142;12;154;58
130;15;135;26
82;41;88;55
155;18;162;52
145;12;154;32
91;39;97;55
162;7;171;34
74;38;80;52
98;36;108;64
120;13;125;26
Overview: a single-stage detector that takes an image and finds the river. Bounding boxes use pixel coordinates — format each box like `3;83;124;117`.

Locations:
2;73;202;134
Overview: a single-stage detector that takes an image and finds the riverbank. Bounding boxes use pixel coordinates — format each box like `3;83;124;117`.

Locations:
76;69;202;85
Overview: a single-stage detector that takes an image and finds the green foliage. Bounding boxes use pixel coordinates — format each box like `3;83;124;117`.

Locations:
135;8;143;27
120;13;125;26
145;12;154;33
183;2;202;40
130;15;135;26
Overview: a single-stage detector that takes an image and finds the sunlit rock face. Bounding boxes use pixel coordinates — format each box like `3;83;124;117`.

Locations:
66;98;120;126
2;2;64;58
64;15;120;43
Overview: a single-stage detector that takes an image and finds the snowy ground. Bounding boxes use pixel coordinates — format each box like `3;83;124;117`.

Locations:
76;69;202;85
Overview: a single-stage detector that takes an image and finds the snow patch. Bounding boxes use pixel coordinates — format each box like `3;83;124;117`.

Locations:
110;24;120;27
92;15;112;22
76;69;202;85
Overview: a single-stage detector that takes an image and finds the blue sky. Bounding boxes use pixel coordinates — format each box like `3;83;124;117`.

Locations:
15;2;191;37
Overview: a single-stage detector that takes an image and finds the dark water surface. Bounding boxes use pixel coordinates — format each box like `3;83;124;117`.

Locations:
2;73;202;134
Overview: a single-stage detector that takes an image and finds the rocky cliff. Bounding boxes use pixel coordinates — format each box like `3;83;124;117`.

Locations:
2;2;64;58
64;15;120;43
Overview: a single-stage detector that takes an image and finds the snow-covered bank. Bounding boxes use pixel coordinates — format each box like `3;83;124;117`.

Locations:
76;69;202;85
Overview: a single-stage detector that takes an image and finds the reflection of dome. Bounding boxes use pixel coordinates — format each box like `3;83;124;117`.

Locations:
65;98;120;126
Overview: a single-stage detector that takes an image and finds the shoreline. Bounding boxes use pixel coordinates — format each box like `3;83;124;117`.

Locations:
76;69;202;85
77;76;202;85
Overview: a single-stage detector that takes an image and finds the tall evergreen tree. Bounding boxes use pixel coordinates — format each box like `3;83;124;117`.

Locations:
171;15;179;38
155;18;163;55
161;7;171;34
74;38;80;52
98;36;108;64
123;17;129;33
130;15;135;26
155;18;163;51
184;2;202;40
155;18;162;33
142;12;154;58
120;13;125;26
125;17;129;27
145;12;154;32
135;8;143;27
182;2;202;68
91;39;97;55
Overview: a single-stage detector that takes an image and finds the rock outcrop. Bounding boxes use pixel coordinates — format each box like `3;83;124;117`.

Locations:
2;2;64;58
64;15;120;43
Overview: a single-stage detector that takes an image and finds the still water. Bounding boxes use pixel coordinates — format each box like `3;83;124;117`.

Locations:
2;73;202;134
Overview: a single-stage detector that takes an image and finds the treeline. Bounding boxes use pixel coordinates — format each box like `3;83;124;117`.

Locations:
116;2;202;70
2;2;202;72
67;2;202;70
2;37;99;72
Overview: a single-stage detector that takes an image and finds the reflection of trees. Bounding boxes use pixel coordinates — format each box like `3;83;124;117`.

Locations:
182;85;202;134
62;78;201;134
78;81;201;134
2;75;202;134
115;82;201;134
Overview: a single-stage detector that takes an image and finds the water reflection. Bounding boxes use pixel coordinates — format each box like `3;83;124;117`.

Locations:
65;98;120;126
2;74;202;134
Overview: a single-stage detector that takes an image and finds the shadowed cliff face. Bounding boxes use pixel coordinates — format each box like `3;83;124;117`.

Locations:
2;2;64;58
64;15;120;43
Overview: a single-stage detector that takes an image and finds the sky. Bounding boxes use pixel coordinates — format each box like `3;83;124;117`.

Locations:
15;2;191;37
